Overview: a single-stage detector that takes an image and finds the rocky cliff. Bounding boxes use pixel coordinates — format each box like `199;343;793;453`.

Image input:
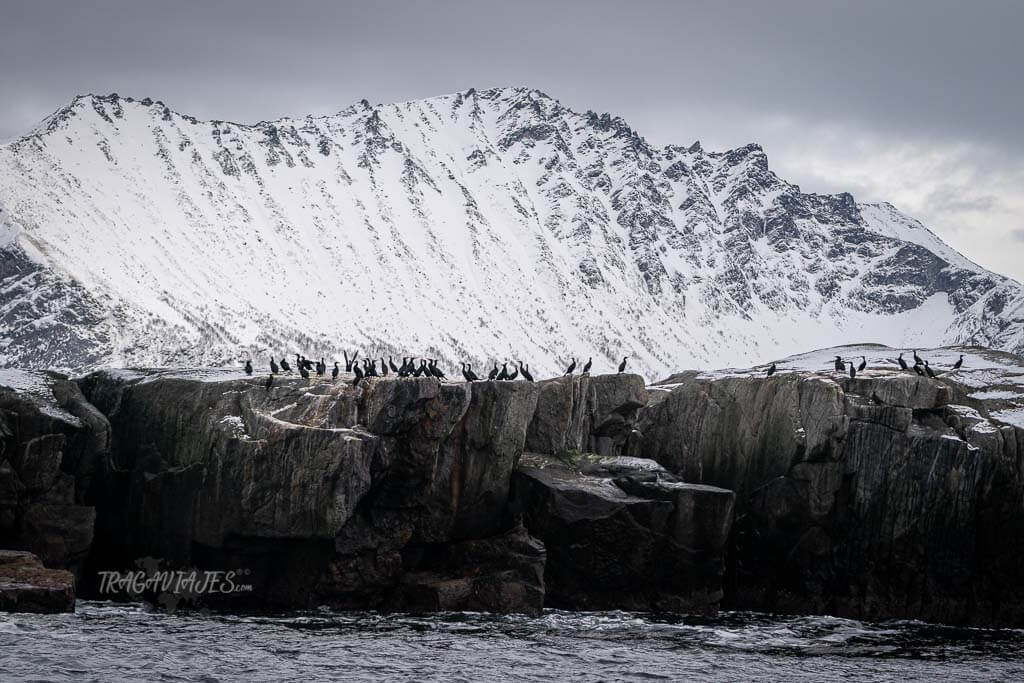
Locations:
60;367;726;614
0;370;107;573
3;345;1022;625
637;345;1024;627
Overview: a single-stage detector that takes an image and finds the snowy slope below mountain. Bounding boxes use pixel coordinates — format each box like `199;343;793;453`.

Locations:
1;87;1022;380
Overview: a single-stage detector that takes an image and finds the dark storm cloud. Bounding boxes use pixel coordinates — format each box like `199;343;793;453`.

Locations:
1;0;1022;277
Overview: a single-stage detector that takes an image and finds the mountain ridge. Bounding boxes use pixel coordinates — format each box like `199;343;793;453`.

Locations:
1;86;1022;379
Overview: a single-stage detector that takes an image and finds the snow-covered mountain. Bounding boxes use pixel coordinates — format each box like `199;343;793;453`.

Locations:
1;87;1022;379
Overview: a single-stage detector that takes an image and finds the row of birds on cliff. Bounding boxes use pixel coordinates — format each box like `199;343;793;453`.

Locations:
764;350;965;379
244;352;631;389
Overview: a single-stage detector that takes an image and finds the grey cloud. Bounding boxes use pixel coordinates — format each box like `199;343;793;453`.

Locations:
1011;230;1024;243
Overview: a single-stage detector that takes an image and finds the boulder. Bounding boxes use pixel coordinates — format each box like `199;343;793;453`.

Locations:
510;452;734;612
0;549;75;613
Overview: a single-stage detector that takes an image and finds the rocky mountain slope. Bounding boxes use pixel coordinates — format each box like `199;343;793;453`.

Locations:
1;87;1022;378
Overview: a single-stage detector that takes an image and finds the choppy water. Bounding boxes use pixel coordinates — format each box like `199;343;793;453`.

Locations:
2;602;1023;682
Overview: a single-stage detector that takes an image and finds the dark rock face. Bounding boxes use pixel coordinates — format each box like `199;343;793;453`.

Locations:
638;363;1024;627
525;373;647;458
510;452;733;612
77;369;543;612
0;549;75;613
385;524;545;615
0;371;107;572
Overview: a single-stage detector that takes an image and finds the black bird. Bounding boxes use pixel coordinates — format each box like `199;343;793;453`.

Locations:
461;363;474;382
582;357;592;374
508;364;519;381
913;364;925;376
352;363;364;386
265;374;274;391
564;358;577;375
466;364;479;382
429;360;446;379
316;358;326;377
280;357;291;373
898;353;908;371
618;356;628;373
299;364;310;380
488;364;499;380
270;357;279;374
519;361;534;382
767;363;776;377
924;361;936;378
496;362;509;381
365;359;378;377
343;351;353;372
857;356;867;372
332;362;340;380
849;363;856;379
834;356;845;372
389;356;399;373
414;360;429;377
953;354;964;370
305;357;315;371
244;360;253;376
295;354;303;371
913;350;923;365
380;357;389;377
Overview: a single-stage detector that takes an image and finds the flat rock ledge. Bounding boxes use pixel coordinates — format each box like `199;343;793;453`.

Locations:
0;549;75;613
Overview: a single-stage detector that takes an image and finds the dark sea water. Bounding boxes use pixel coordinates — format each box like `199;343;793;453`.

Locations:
2;602;1023;682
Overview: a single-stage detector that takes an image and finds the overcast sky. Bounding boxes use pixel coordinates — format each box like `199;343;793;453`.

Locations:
2;0;1021;280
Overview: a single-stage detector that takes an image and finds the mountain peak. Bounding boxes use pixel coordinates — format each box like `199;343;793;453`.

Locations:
1;86;1022;375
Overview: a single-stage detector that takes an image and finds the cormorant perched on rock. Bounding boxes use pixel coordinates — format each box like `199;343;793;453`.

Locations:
767;363;776;377
295;354;303;371
953;354;964;370
582;357;592;374
352;363;364;386
519;361;534;382
299;364;310;379
244;360;253;376
270;358;279;374
834;356;845;372
414;360;429;377
898;353;908;371
365;359;378;377
429;360;446;379
466;364;479;382
496;362;509;381
461;363;473;382
488;364;499;380
858;356;867;372
343;351;353;372
380;357;389;377
316;358;326;377
564;358;576;375
265;374;274;391
332;362;339;380
397;358;410;377
281;357;291;373
913;364;925;376
389;357;399;373
913;350;923;365
849;363;856;379
924;361;936;378
508;364;519;381
618;356;628;373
